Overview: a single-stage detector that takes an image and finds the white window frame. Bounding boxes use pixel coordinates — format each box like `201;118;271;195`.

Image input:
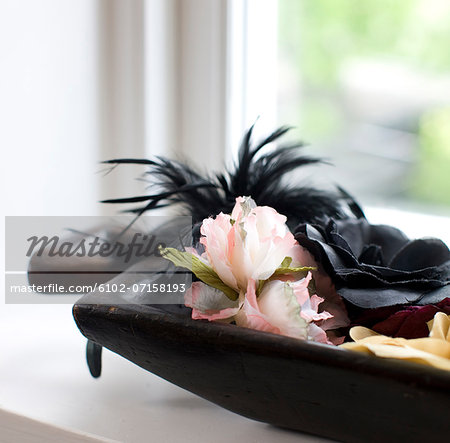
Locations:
98;0;279;191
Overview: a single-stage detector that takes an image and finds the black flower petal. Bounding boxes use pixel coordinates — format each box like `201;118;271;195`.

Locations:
294;218;450;309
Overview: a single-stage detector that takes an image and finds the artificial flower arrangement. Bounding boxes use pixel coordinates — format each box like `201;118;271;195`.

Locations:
159;196;349;346
63;125;449;441
99;125;449;371
157;196;450;370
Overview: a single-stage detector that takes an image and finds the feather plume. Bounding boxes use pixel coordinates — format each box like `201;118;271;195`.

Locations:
101;125;361;230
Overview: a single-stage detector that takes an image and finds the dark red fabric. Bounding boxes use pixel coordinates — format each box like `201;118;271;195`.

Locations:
352;298;450;339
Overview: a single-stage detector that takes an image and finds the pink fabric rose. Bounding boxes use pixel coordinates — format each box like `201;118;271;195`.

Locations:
184;281;241;321
277;243;350;339
185;275;332;344
200;196;296;291
235;274;332;344
179;196;347;345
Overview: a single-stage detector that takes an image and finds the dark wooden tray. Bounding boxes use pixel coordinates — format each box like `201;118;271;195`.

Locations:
73;292;450;443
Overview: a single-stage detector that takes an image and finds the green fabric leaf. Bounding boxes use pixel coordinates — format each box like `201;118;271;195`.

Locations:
255;258;315;295
272;256;315;276
256;279;265;296
279;256;293;268
272;265;316;276
159;246;239;301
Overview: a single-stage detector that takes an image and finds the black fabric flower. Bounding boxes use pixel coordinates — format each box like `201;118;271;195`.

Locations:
294;218;450;309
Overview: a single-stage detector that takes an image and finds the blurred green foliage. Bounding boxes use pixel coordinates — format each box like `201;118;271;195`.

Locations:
414;108;450;205
279;0;450;88
278;0;450;207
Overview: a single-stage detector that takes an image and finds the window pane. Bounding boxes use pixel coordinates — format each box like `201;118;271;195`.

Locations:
277;0;450;214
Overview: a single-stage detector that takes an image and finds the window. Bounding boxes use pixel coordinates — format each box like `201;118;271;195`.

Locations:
277;0;450;215
1;0;449;222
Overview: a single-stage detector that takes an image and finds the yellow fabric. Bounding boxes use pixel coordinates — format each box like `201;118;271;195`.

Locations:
340;312;450;371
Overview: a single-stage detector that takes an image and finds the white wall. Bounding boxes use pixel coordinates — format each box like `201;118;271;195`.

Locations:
0;0;99;216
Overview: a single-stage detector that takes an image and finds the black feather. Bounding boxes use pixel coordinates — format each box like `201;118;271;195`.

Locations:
336;185;366;219
102;125;359;231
